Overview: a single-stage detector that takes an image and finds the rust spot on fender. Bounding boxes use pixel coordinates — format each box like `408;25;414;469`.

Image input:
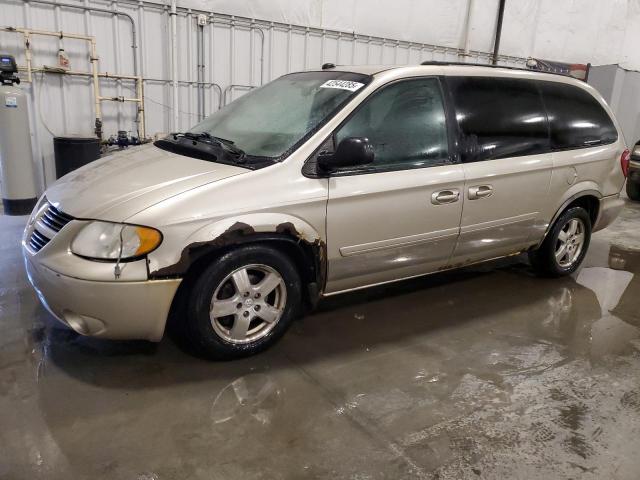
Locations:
276;221;327;297
149;221;327;298
149;222;255;278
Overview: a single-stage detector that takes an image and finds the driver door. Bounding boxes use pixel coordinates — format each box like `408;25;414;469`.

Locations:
324;77;465;293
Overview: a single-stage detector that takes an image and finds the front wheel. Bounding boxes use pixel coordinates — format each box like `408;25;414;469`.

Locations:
185;245;302;359
529;206;591;277
627;179;640;201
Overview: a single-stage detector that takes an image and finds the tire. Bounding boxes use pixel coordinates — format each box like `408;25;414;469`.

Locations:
529;206;591;277
627;179;640;201
185;245;302;360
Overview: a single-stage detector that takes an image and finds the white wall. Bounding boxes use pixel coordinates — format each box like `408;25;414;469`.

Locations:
590;64;640;145
2;0;640;190
184;0;640;70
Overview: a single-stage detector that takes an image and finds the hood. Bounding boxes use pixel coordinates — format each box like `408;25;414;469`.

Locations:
45;144;248;221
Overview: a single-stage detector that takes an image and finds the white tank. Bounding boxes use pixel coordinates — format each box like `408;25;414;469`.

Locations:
0;55;39;215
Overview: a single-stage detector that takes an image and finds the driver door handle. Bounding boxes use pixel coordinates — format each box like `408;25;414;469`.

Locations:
468;185;494;200
431;189;460;205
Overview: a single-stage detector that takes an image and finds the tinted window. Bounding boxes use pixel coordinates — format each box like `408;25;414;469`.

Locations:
448;77;549;162
539;81;617;149
334;78;449;171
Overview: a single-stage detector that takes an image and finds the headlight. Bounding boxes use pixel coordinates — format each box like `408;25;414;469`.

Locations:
71;221;162;261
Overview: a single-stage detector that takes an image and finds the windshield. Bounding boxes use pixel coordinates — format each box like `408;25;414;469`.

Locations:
189;71;371;160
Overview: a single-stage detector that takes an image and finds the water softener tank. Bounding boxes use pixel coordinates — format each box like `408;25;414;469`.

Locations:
53;135;100;179
0;54;38;215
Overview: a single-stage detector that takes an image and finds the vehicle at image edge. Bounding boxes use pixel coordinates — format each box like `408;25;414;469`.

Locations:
626;140;640;201
22;63;629;359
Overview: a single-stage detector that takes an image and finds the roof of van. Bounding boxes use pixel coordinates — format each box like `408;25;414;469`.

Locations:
311;63;584;84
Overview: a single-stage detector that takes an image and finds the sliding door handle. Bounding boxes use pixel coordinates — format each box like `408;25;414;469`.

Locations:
468;185;493;200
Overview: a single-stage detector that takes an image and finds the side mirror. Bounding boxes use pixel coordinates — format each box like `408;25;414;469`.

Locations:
317;137;374;172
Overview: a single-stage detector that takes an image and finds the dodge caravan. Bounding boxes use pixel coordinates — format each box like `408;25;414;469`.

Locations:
23;63;629;359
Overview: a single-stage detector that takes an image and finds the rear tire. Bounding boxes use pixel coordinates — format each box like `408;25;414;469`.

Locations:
529;206;591;277
627;180;640;201
185;245;302;360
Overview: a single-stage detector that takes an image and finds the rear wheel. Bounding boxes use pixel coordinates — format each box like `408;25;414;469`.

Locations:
627;179;640;201
185;245;302;359
529;206;591;277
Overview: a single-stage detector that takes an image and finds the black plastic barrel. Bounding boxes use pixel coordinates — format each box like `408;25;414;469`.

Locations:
53;135;101;179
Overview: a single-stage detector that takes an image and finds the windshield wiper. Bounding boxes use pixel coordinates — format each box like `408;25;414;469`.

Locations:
172;132;246;160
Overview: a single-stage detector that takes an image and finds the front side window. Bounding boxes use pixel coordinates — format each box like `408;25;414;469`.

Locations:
539;81;618;150
183;71;370;162
447;77;550;162
334;78;450;172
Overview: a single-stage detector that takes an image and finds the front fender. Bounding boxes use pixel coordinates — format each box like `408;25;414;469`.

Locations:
190;213;322;245
148;213;323;278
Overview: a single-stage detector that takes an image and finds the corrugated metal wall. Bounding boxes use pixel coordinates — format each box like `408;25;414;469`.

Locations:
1;0;525;188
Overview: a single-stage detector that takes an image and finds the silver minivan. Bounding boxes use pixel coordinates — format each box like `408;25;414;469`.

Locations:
23;63;629;358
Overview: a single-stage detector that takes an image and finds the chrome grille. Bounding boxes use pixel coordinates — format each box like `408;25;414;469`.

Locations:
39;205;74;232
28;205;75;253
29;229;50;252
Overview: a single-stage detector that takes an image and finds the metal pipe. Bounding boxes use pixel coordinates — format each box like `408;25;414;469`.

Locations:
186;10;193;126
230;18;235;91
138;78;145;138
208;12;215;114
169;0;179;130
24;32;33;83
53;3;68;132
304;27;309;70
268;23;274;81
98;96;141;102
2;27;94;42
460;0;474;61
249;19;254;84
1;27;106;137
196;17;204;120
287;25;292;71
492;0;506;65
351;34;356;64
255;27;265;84
223;84;254;106
22;0;138;77
6;6;147;141
111;0;123;129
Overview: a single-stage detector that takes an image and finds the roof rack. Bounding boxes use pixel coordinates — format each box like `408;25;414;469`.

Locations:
420;60;529;72
419;60;573;79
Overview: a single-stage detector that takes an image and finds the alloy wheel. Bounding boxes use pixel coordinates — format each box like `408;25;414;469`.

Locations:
554;218;586;268
210;264;287;344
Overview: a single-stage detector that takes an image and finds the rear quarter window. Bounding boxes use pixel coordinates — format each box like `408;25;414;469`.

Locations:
539;81;618;150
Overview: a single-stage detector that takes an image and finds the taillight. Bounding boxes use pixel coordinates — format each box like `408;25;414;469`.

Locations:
621;149;631;178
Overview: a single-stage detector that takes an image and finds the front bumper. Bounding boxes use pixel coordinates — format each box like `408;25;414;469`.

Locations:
25;255;180;341
22;203;181;342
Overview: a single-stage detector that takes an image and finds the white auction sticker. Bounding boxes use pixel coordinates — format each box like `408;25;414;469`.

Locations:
320;79;365;92
5;96;17;108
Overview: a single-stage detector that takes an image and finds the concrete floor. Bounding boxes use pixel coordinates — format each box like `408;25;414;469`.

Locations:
2;201;640;480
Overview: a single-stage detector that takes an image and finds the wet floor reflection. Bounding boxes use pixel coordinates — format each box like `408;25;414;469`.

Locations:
2;205;640;479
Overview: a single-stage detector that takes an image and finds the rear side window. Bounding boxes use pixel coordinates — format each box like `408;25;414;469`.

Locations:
447;77;549;162
539;81;618;150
